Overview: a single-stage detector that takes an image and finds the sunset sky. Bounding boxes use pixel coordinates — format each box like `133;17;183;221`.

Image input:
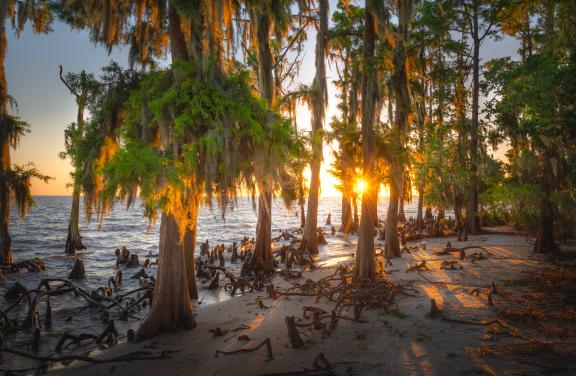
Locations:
5;1;517;196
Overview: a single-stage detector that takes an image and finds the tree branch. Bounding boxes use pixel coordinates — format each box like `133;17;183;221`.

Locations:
59;65;80;97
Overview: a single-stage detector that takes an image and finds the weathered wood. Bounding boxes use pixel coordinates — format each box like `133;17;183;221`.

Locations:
215;338;273;359
285;316;304;348
68;258;86;280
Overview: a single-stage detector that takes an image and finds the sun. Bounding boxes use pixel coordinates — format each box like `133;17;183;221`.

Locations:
356;179;367;195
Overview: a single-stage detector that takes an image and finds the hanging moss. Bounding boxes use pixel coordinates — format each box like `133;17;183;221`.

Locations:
100;60;300;237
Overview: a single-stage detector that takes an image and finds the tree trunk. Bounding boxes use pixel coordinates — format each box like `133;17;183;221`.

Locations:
534;149;556;253
137;213;195;339
454;192;463;223
385;168;401;259
532;0;557;253
416;184;424;231
65;187;86;255
534;196;555;253
300;0;328;255
386;0;413;259
299;199;306;229
352;194;359;231
425;206;433;220
438;208;445;220
0;11;12;265
300;160;320;254
251;191;274;271
340;194;353;234
355;7;377;283
398;192;406;223
0;137;11;265
466;10;481;235
251;3;275;269
398;172;406;223
183;194;200;300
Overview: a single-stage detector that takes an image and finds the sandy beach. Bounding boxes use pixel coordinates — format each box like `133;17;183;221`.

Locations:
46;229;575;376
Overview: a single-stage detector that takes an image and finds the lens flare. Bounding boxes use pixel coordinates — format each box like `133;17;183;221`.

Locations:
356;179;367;195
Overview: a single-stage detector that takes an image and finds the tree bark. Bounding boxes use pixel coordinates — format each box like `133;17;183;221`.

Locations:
251;3;275;268
0;136;11;265
398;182;407;223
137;213;195;339
466;6;481;235
65;187;86;254
183;194;200;300
300;0;328;255
299;199;306;229
352;194;359;231
534;148;556;253
386;0;413;259
533;0;557;253
425;206;433;220
385;168;401;258
416;184;424;231
340;194;353;234
300;159;320;254
355;7;377;283
252;191;274;271
0;7;12;265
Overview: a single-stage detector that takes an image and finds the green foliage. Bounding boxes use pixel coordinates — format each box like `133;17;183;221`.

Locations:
0;114;30;149
58;62;141;221
103;60;300;231
7;163;52;218
483;11;576;237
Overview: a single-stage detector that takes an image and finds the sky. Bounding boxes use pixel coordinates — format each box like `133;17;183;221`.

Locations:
6;1;518;197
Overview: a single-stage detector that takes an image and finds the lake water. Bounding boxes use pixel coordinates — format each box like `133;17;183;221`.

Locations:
1;195;420;370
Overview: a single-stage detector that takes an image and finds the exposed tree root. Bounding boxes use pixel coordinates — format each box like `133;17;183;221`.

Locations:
0;347;176;366
214;338;273;359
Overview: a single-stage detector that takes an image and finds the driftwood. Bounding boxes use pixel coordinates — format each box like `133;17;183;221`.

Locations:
214;338;273;359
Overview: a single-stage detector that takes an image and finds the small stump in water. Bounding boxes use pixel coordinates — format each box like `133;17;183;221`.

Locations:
317;228;328;245
69;258;86;279
126;254;140;268
5;282;28;302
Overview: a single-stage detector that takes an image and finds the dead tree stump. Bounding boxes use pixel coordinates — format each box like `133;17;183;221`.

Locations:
44;298;52;327
208;272;220;290
69;258;86;279
491;281;498;295
429;299;439;318
285;316;304;348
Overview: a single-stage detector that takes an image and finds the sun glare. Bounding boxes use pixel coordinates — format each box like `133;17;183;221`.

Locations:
356;179;367;195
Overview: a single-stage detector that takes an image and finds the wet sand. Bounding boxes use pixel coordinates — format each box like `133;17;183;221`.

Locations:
49;230;574;376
